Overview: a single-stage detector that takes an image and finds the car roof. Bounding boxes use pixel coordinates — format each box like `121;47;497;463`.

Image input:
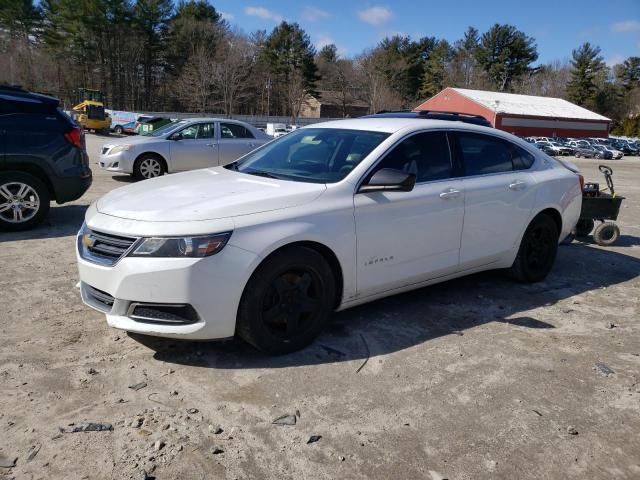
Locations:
306;117;499;135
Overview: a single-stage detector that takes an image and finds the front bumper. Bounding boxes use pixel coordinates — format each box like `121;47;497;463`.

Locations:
76;242;259;340
99;150;134;174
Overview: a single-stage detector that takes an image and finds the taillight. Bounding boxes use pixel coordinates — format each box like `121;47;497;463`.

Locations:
64;127;82;149
578;174;585;191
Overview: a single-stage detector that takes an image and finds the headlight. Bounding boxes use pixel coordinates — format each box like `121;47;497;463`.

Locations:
109;144;133;155
129;232;232;258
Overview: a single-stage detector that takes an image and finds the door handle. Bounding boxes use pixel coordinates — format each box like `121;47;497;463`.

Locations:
248;143;256;147
509;180;526;190
439;188;461;199
206;143;217;148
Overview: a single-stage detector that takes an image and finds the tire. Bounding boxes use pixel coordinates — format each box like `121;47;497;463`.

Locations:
236;246;336;355
510;213;559;283
133;154;166;180
592;222;620;246
114;125;123;134
575;218;594;237
0;172;50;231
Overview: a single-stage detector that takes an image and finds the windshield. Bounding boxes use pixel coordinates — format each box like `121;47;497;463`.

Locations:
226;128;390;183
148;120;184;137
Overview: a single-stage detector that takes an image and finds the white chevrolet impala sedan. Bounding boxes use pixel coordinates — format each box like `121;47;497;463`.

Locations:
77;118;582;354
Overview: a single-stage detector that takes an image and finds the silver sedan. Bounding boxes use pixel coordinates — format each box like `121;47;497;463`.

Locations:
99;118;271;179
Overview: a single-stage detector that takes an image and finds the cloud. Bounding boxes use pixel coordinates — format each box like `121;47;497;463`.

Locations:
244;6;283;23
606;54;625;67
357;6;392;27
611;20;640;33
314;34;347;57
220;11;234;21
303;6;330;22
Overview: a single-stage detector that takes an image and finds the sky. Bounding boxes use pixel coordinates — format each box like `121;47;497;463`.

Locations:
212;0;640;65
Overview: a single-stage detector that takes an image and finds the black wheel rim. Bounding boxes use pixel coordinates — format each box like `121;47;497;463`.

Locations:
260;269;321;340
524;224;554;273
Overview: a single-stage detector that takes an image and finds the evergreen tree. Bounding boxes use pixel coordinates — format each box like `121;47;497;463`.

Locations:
566;42;605;109
475;24;538;91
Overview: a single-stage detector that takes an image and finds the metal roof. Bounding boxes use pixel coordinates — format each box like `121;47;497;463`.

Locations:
451;88;610;122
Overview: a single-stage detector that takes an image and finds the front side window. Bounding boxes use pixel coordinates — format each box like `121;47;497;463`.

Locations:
177;125;198;140
198;123;215;139
221;123;254;139
227;128;389;183
369;131;452;183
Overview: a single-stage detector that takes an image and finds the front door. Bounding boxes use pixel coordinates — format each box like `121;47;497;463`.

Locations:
217;122;259;165
451;131;537;268
354;131;465;298
169;122;217;171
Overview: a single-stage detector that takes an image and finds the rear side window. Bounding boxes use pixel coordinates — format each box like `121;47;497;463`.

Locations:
220;123;254;139
371;131;452;183
510;143;535;170
456;132;534;175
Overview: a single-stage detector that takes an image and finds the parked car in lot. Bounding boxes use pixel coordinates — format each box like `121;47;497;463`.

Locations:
78;117;582;354
117;115;153;135
569;142;598;158
612;140;639;156
99;118;271;179
591;145;614;159
0;86;92;231
535;141;573;156
598;145;623;159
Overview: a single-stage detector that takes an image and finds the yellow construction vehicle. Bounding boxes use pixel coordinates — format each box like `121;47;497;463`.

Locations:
72;88;111;133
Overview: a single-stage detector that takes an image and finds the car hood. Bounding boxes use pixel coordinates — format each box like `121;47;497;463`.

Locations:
96;168;326;222
105;133;165;147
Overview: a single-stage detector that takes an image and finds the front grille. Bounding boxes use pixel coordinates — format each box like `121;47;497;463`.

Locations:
79;229;138;266
128;304;199;325
84;284;115;312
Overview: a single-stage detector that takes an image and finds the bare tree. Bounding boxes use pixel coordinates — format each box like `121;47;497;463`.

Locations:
211;32;255;115
355;49;402;113
174;45;215;112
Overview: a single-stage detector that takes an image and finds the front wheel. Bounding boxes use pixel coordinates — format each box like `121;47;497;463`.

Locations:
0;172;50;231
133;155;166;180
510;213;559;283
236;246;336;354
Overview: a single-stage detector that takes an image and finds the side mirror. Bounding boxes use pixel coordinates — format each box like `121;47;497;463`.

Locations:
169;133;182;141
358;168;416;193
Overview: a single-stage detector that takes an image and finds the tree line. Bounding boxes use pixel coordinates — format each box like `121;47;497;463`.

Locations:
1;0;639;134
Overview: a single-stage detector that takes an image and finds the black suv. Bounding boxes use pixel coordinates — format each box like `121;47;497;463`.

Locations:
0;86;92;230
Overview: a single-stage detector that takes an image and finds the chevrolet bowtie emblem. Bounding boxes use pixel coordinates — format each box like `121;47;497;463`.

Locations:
82;233;95;248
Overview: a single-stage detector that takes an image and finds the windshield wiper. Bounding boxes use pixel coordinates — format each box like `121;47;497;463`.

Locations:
245;169;280;179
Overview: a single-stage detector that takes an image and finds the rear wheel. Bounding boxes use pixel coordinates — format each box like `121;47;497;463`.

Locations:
114;125;123;134
593;222;620;246
510;213;559;283
133;155;166;180
236;246;336;355
0;172;50;231
575;218;594;237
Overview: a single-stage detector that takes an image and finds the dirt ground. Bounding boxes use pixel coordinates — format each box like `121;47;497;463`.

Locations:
1;132;639;480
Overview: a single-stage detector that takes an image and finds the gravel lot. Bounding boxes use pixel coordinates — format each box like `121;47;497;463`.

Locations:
1;132;639;480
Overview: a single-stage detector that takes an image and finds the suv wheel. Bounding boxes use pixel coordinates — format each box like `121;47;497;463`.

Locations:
510;213;559;283
0;172;50;231
237;246;336;355
114;125;123;134
134;155;166;180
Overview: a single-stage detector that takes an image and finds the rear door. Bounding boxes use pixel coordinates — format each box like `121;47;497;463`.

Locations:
169;122;217;171
452;131;537;269
217;122;259;165
354;130;465;297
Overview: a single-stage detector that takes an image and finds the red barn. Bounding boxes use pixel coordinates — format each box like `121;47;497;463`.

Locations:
414;87;610;138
